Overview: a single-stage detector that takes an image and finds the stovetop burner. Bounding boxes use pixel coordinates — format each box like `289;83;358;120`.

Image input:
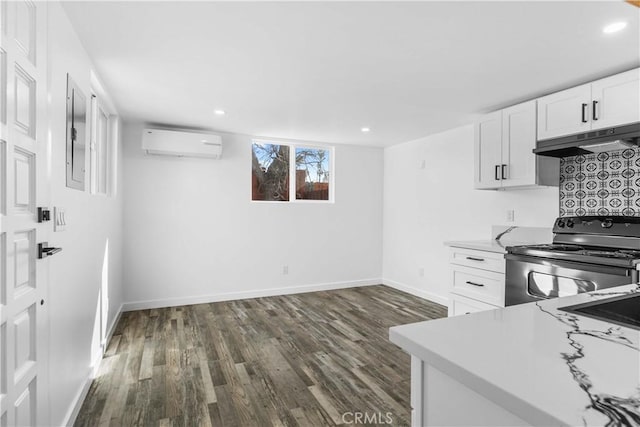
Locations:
581;250;640;259
507;244;640;267
521;244;640;259
507;216;640;268
527;244;583;252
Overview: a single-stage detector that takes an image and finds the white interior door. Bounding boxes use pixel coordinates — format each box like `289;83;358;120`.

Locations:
0;1;50;426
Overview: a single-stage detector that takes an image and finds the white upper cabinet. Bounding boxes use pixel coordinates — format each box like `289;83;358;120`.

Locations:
474;110;502;189
537;68;640;140
591;68;640;130
502;101;537;187
537;84;591;140
475;100;555;190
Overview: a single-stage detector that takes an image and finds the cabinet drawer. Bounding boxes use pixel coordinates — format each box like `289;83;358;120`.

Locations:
449;248;505;273
449;294;499;317
451;266;505;307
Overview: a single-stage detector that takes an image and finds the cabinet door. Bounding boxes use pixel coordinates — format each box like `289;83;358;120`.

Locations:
501;100;537;188
537;83;591;140
474;111;502;189
591;68;640;130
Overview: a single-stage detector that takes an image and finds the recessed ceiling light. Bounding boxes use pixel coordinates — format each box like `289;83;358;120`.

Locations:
603;21;627;34
214;109;226;115
361;127;370;133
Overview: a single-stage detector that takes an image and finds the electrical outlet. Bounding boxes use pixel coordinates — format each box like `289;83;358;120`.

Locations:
418;267;425;277
506;209;515;222
282;265;288;275
419;159;426;169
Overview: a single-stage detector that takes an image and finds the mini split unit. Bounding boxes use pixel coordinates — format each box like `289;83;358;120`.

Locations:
142;128;223;159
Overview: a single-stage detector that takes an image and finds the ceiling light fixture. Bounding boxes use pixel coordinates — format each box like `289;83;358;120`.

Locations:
214;109;226;115
603;21;627;34
361;127;370;133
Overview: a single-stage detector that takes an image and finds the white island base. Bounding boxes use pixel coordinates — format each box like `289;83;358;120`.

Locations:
410;356;530;426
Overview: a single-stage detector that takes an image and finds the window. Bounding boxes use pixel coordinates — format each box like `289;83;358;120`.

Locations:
295;147;330;200
251;141;333;202
90;94;114;196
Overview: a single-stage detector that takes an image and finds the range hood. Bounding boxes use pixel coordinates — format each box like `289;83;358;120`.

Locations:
533;122;640;158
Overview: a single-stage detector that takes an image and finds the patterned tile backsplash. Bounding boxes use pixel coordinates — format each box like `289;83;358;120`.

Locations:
559;147;640;217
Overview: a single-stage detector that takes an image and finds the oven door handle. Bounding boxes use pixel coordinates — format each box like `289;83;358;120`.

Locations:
505;253;634;276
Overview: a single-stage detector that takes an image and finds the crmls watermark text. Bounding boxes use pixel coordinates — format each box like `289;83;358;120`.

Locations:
341;411;394;424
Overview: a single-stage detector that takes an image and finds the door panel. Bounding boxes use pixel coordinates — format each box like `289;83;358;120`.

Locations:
12;230;33;292
13;304;35;380
1;49;6;125
0;141;5;215
0;1;49;426
591;68;640;130
1;232;5;303
537;83;591;140
13;0;35;65
14;379;35;426
14;66;35;137
13;148;33;214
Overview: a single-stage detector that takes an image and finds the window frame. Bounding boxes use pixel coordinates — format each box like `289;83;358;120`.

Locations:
251;139;335;204
89;92;116;197
89;71;118;197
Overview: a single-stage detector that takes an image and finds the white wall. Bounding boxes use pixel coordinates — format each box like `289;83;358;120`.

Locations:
122;123;383;309
382;124;559;304
47;3;124;425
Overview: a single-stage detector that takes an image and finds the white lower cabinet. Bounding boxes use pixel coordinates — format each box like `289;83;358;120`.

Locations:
450;293;498;316
448;247;505;316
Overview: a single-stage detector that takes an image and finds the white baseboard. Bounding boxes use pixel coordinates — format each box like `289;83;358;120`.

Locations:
382;278;449;306
61;367;93;427
64;303;124;426
122;278;383;311
104;303;124;350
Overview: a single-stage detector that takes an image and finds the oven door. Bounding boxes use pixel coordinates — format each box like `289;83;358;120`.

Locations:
505;253;636;306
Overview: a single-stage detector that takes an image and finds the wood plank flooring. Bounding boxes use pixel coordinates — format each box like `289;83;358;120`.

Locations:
74;285;447;427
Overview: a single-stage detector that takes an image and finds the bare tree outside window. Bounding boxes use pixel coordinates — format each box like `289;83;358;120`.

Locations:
295;147;330;200
252;142;332;202
252;143;290;201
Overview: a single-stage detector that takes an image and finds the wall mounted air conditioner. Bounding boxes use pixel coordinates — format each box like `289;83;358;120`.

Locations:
142;128;223;159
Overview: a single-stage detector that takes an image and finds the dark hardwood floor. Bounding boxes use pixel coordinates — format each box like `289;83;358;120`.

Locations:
74;285;447;427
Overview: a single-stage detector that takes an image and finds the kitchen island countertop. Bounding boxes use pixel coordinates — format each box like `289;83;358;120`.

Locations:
390;284;640;426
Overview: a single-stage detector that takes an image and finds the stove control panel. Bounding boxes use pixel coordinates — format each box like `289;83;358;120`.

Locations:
554;216;640;237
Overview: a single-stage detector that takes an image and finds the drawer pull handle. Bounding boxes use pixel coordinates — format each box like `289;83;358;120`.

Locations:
466;281;485;287
466;256;485;262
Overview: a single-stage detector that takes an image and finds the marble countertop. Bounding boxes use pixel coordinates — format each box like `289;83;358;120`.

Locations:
444;239;522;253
389;284;640;426
445;226;552;253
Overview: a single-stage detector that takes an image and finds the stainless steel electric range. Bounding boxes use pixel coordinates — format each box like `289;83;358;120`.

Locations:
505;216;640;306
